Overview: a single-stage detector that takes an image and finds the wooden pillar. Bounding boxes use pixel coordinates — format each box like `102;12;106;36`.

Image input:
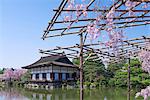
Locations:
32;74;36;80
46;73;51;81
127;58;131;100
79;33;84;100
51;64;54;81
39;73;42;81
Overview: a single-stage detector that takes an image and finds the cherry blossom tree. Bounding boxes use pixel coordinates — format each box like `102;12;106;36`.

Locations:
63;0;150;51
135;50;150;100
63;1;150;99
136;86;150;100
138;50;150;74
2;69;14;80
2;68;27;80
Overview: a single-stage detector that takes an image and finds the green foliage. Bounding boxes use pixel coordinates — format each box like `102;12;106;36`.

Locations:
72;58;80;65
73;57;107;87
84;81;91;87
73;57;150;88
83;60;105;83
129;58;141;67
112;70;127;87
0;68;5;74
107;62;124;73
108;58;150;87
20;70;31;83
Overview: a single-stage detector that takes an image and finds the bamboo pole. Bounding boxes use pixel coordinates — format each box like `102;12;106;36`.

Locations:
49;16;150;24
48;19;150;32
127;57;131;100
79;33;84;100
42;0;68;39
53;9;150;12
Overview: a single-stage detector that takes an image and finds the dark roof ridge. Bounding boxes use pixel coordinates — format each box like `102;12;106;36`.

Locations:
22;54;76;69
41;54;66;58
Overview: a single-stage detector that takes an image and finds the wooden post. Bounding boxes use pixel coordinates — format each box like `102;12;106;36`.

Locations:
79;33;84;100
127;58;131;100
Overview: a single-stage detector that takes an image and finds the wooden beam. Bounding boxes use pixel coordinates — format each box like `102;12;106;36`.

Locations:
43;0;68;39
53;9;150;12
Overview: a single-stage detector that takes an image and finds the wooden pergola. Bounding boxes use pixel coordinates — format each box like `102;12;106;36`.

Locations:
41;0;150;100
40;36;150;63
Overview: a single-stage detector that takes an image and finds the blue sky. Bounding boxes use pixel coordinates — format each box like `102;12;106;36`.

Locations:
0;0;149;68
0;0;80;68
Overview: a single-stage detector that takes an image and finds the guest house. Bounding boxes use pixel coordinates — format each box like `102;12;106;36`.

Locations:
22;54;79;88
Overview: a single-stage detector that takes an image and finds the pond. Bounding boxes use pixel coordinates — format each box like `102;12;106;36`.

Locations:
0;87;145;100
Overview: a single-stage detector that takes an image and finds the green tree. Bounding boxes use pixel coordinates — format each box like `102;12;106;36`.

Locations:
84;60;105;82
20;70;31;83
0;68;5;74
108;58;150;87
73;57;106;84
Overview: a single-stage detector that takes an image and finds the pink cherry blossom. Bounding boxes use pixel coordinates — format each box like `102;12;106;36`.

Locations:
125;0;139;17
67;4;73;10
83;10;87;17
142;3;148;9
63;0;146;54
125;0;132;10
2;68;27;80
106;27;113;32
64;16;71;22
138;50;150;74
93;32;101;39
96;15;102;22
3;69;14;80
75;4;83;10
136;49;150;99
144;21;150;24
125;0;138;10
136;86;150;100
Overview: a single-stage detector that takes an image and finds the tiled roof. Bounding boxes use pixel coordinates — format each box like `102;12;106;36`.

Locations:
22;55;78;69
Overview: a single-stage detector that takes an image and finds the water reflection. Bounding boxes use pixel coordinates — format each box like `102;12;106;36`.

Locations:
0;88;28;100
0;87;137;100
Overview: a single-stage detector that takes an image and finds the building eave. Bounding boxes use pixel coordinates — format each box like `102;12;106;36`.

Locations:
22;61;79;69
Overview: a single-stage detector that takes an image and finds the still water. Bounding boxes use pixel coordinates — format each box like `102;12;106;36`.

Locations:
0;87;144;100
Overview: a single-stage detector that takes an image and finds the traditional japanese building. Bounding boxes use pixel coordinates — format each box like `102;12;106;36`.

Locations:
22;54;79;88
